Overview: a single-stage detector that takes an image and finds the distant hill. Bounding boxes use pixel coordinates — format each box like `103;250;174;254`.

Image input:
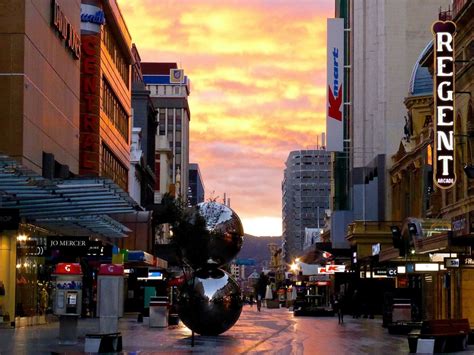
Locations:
235;234;283;272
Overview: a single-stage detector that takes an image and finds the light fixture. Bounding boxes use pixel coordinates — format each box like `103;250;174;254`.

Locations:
290;263;299;272
17;234;28;242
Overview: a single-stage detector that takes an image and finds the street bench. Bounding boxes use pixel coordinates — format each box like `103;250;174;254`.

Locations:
408;319;470;353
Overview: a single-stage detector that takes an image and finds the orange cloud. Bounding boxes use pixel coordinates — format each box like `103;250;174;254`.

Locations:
119;0;334;236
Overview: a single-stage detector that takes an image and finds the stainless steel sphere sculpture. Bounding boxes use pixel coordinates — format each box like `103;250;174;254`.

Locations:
177;267;243;336
176;201;244;336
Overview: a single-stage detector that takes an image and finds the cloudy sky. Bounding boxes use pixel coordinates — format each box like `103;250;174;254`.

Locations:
119;0;334;236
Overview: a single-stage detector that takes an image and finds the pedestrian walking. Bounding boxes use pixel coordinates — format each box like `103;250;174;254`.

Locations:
333;295;344;324
256;294;262;312
255;272;268;312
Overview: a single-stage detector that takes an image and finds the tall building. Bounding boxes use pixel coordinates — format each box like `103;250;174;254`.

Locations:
0;0;139;327
0;0;81;175
282;150;331;261
129;44;157;207
188;163;205;206
328;0;449;246
79;0;133;191
142;63;191;200
350;0;450;221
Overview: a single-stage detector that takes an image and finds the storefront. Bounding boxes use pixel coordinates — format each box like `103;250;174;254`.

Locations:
0;156;138;327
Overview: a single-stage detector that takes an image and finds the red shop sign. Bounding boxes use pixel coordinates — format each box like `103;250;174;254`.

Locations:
54;263;82;275
98;264;124;276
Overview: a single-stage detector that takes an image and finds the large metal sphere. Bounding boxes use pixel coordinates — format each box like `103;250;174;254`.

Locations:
177;267;243;336
177;201;244;268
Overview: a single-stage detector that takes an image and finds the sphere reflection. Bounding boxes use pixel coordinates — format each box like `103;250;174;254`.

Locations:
177;267;243;336
178;202;244;268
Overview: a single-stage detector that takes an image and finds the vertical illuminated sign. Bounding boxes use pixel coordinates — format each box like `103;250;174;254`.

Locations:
432;21;457;189
326;18;344;152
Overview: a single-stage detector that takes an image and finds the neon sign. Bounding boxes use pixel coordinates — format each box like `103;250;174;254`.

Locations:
432;21;457;189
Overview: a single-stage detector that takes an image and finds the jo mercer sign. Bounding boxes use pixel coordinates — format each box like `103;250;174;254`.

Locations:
432;21;457;189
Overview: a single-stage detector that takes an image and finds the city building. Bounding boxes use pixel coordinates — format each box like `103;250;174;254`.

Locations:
282;150;331;261
142;63;191;201
382;0;474;324
128;44;157;208
79;0;133;191
0;0;81;175
0;0;139;328
325;0;451;316
329;0;450;229
188;163;205;206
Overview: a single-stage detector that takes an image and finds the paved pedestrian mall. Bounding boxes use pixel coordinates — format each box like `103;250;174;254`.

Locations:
1;306;473;354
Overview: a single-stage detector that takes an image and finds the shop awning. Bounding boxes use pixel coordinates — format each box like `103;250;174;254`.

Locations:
34;215;131;239
0;155;138;238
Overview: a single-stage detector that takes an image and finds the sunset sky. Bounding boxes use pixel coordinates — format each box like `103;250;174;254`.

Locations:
119;0;334;236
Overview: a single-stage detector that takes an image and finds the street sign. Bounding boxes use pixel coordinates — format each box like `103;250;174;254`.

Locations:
444;258;460;268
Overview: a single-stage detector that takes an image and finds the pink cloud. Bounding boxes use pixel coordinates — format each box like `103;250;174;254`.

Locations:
119;0;334;235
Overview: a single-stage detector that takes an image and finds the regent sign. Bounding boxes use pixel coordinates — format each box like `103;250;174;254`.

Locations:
432;21;457;189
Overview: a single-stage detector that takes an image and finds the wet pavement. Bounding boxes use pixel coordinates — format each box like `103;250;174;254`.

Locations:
0;306;473;354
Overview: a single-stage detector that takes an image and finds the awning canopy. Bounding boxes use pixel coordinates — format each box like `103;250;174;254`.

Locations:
0;155;138;238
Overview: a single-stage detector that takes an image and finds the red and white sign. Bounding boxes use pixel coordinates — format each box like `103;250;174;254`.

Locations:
432;20;457;189
54;263;82;275
98;264;124;276
326;18;344;152
317;265;346;274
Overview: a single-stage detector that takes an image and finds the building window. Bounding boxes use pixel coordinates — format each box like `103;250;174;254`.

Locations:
101;25;129;87
102;144;128;190
102;78;129;141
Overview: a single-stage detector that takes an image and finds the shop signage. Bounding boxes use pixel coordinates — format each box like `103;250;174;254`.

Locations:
98;264;124;276
17;240;37;256
316;281;330;286
452;213;472;237
432;20;457;189
79;34;101;175
0;208;19;230
414;263;440;272
386;267;398;277
81;8;105;25
87;241;112;257
317;265;345;274
170;69;185;84
80;4;105;34
309;275;330;282
54;263;82;275
326;18;344;152
48;236;89;256
374;268;387;276
461;256;474;268
444;258;460;268
51;0;81;59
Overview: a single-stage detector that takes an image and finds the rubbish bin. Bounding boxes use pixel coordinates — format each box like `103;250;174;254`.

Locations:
149;296;169;327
